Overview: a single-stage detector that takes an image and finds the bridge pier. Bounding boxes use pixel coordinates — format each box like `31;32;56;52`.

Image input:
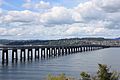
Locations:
86;47;88;51
75;47;77;53
68;47;71;54
61;47;64;56
46;48;49;58
2;49;8;65
54;48;57;57
41;48;45;59
0;45;108;65
88;47;91;51
28;49;33;61
51;48;55;57
49;48;52;57
58;47;62;56
69;47;71;53
12;49;18;63
73;47;75;53
65;47;67;55
20;49;26;62
83;47;85;52
56;48;59;56
80;47;82;52
35;48;39;59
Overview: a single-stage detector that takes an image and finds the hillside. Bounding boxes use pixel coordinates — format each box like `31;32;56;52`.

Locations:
0;38;120;47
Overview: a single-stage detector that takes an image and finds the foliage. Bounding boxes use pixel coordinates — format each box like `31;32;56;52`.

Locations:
47;73;66;80
80;64;120;80
80;72;91;80
46;64;120;80
46;73;75;80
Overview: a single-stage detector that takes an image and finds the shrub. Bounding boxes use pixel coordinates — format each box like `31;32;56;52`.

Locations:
80;64;120;80
46;64;120;80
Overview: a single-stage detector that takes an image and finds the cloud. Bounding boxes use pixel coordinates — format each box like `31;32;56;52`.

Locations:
94;0;120;13
40;6;78;25
74;1;105;22
0;0;120;39
22;0;51;10
1;10;39;26
35;1;51;9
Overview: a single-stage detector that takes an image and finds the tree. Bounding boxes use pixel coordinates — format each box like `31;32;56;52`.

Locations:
80;64;120;80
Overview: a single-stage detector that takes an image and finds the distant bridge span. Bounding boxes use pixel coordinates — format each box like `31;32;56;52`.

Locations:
0;45;109;65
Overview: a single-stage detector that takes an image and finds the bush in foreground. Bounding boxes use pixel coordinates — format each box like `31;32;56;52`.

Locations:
80;64;120;80
46;64;120;80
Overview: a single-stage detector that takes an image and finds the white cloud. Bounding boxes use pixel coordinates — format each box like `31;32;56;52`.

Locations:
94;0;120;13
2;10;39;25
22;3;33;9
40;6;77;25
0;0;120;39
74;1;105;22
22;0;51;10
35;1;51;9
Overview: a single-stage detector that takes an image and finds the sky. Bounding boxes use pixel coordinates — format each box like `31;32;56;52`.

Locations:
0;0;120;40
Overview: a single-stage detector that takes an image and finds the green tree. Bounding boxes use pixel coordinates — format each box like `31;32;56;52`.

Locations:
80;64;120;80
46;64;119;80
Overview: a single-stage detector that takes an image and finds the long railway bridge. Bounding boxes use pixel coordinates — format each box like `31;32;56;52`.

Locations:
0;45;109;65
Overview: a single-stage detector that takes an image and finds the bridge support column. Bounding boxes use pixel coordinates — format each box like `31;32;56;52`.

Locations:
49;48;52;57
69;47;71;54
46;48;49;58
28;49;33;61
51;48;55;57
68;47;71;54
35;48;39;59
62;47;65;56
80;47;82;52
2;49;8;65
72;47;74;53
74;47;76;53
41;48;45;59
56;48;59;56
54;48;57;57
77;47;79;52
65;47;67;55
88;47;91;51
83;47;85;52
20;49;26;62
86;47;88;51
76;47;78;52
57;48;60;56
58;48;62;56
91;47;93;51
12;49;18;63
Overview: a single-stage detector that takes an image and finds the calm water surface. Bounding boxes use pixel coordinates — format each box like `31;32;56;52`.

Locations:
0;48;120;80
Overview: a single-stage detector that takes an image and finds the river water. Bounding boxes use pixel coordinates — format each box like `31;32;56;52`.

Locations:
0;48;120;80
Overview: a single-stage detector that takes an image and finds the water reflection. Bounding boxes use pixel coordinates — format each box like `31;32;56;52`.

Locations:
0;48;120;80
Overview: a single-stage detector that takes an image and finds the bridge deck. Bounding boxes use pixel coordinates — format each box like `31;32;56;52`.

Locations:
0;45;109;50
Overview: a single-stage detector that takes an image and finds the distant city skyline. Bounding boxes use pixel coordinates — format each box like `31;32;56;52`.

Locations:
0;0;120;39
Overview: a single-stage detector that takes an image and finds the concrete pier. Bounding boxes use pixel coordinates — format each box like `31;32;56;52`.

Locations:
0;45;109;64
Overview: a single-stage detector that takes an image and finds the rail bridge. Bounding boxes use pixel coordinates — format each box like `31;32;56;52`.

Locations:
0;45;109;65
